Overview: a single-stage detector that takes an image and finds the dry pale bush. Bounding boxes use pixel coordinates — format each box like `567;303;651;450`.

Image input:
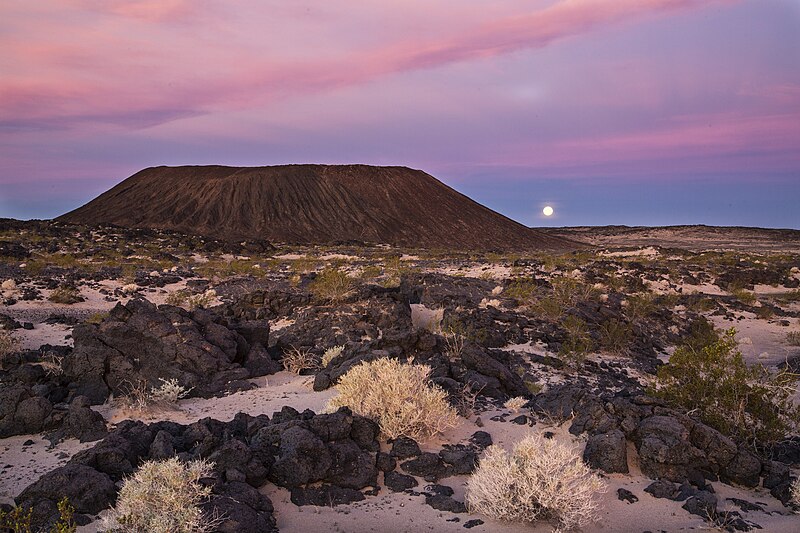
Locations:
105;457;218;533
118;378;191;413
466;433;606;531
282;346;321;374
326;358;459;441
792;476;800;506
321;344;345;367
504;396;527;413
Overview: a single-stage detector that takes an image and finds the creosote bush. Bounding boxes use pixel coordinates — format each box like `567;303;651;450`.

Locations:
466;433;605;531
786;331;800;347
326;358;459;441
0;496;76;533
654;327;799;444
558;315;593;368
105;458;216;533
309;267;354;302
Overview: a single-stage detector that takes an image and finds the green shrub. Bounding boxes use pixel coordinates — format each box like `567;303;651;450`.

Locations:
730;287;757;306
0;496;76;533
558;315;593;367
654;328;799;443
309;267;353;302
598;318;632;355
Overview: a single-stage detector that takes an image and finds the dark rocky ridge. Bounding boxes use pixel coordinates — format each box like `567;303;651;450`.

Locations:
58;164;578;251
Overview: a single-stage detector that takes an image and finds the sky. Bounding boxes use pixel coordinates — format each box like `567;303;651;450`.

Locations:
1;0;799;228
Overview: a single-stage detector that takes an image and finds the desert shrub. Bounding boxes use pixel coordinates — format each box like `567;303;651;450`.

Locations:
465;433;605;531
282;346;320;374
48;286;84;304
558;315;593;367
106;458;216;533
309;267;353;302
85;311;109;325
321;345;345;367
598;318;632;355
625;293;657;321
0;329;18;365
39;351;65;377
119;378;191;413
504;396;527;413
359;265;382;280
730;287;757;306
504;279;538;305
778;289;800;303
165;290;189;307
792;476;800;506
654;328;799;443
0;496;76;533
786;331;800;346
326;358;459;441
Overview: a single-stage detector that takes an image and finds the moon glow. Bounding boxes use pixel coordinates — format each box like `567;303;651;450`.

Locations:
543;205;554;217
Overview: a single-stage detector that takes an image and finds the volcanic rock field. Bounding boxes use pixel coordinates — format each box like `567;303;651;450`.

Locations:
1;218;799;532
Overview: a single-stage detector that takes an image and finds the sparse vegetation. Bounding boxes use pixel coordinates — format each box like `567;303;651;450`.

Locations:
730;287;757;305
791;476;800;506
119;378;191;413
654;327;799;443
558;315;593;367
326;358;459;441
465;433;605;531
309;267;354;302
0;496;76;533
504;396;527;413
48;286;84;304
786;331;800;346
598;318;632;355
105;457;217;533
321;345;345;367
282;346;321;374
165;289;216;310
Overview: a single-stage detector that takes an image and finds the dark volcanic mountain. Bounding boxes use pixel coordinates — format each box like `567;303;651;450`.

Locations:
59;164;577;251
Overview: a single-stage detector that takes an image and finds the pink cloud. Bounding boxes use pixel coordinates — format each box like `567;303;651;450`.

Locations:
0;0;733;130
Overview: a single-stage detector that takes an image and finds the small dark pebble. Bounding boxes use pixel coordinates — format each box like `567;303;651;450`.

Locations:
464;519;484;528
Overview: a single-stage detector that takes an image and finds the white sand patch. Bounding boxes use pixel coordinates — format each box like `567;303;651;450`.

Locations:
0;435;95;500
399;254;420;261
319;253;360;261
13;322;73;350
190;253;209;263
679;282;728;296
708;315;799;367
270;318;296;332
437;264;512;280
410;304;443;331
600;247;660;259
275;253;307;260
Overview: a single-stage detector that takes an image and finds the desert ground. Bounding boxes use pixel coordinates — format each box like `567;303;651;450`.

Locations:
1;220;799;532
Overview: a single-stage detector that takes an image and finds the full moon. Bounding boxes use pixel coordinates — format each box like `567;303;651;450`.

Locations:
543;205;554;217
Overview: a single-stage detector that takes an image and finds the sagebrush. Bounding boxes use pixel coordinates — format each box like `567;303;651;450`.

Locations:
105;458;217;533
309;267;353;302
466;433;605;531
326;358;459;441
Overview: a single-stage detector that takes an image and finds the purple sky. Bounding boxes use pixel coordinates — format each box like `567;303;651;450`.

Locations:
1;0;799;228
